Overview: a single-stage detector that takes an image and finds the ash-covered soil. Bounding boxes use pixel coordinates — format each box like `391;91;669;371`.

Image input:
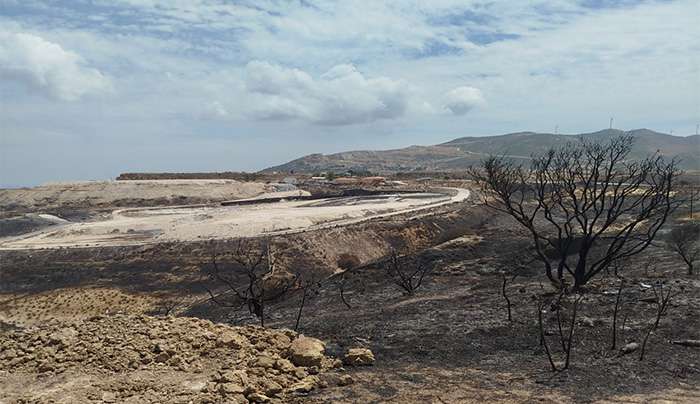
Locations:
254;224;700;403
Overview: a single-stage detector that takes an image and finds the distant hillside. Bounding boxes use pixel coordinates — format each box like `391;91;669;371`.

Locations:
262;129;700;174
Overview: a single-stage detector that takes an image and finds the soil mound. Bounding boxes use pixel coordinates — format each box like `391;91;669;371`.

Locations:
0;180;272;215
0;213;67;237
0;314;342;403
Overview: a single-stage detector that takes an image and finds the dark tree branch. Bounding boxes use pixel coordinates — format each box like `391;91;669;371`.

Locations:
469;135;681;290
610;278;624;350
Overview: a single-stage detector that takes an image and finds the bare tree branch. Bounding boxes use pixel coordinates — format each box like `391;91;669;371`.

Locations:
470;135;681;290
202;238;295;326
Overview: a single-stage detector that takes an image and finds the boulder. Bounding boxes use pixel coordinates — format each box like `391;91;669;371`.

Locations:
219;369;249;386
101;392;118;403
292;367;308;380
343;348;375;366
253;354;276;369
289;376;320;393
48;328;78;347
274;358;296;373
338;375;354;386
153;352;170;363
288;336;325;367
219;382;246;395
671;339;700;347
621;342;640;354
222;393;249;404
217;332;248;349
247;392;271;403
260;379;283;396
268;333;292;348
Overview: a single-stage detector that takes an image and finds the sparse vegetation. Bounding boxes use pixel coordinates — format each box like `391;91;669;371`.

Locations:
383;248;431;295
678;179;700;219
501;273;513;322
293;273;323;332
610;277;625;350
667;221;700;275
639;282;674;361
203;239;295;327
336;253;361;309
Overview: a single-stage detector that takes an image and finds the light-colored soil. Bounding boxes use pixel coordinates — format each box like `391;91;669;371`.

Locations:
0;180;276;213
0;314;345;403
0;287;166;325
0;189;469;250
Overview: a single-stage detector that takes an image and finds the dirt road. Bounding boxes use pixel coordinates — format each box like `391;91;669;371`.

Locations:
0;188;470;250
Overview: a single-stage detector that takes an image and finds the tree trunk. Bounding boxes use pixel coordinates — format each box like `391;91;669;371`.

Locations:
682;255;694;276
556;261;566;286
545;263;558;286
294;290;307;331
690;193;694;219
573;253;588;290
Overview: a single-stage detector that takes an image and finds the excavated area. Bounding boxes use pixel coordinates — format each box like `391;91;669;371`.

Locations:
0;201;484;327
0;189;468;250
0;314;352;403
0;188;483;403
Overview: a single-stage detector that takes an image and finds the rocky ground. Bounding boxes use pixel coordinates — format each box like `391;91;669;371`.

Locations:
0;314;373;403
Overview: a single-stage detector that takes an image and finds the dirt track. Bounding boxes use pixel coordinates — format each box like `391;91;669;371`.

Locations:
0;188;470;250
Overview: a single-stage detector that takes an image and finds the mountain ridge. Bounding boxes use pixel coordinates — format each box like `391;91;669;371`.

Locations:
262;129;700;174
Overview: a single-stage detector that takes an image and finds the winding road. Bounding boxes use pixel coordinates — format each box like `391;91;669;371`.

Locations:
0;188;470;250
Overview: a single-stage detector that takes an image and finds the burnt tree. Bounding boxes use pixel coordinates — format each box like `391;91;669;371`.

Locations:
537;293;583;372
678;180;700;219
470;135;679;290
203;239;294;326
667;222;700;275
336;253;361;309
384;249;431;295
293;274;322;332
639;282;674;361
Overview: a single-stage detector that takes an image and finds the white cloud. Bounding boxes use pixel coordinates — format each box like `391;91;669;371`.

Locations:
443;86;485;115
1;0;699;186
244;61;411;126
0;31;112;101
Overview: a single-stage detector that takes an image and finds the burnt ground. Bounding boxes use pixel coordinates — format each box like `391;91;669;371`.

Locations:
1;204;699;403
247;219;700;403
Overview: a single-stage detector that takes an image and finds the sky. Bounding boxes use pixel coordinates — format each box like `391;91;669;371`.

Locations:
0;0;698;187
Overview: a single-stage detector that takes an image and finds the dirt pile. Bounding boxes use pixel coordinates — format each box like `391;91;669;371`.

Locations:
0;180;273;216
0;213;67;237
0;314;346;403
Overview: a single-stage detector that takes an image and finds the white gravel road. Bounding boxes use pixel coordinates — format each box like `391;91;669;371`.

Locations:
0;188;470;250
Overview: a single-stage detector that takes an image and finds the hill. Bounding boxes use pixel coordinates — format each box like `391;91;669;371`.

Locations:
262;129;700;173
